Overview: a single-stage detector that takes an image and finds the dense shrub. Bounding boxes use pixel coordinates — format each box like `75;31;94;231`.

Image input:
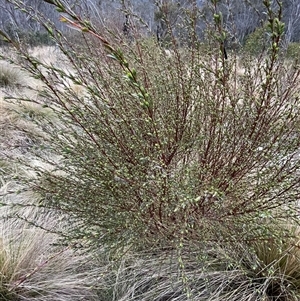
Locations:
0;24;54;47
0;0;298;248
286;42;300;61
243;25;268;56
23;31;54;47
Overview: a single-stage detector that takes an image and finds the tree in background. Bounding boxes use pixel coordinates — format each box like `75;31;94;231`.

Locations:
1;0;300;46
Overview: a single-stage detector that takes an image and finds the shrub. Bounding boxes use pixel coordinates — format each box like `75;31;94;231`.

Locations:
286;42;300;61
0;0;297;248
0;23;54;47
25;31;54;47
243;25;268;56
243;16;282;57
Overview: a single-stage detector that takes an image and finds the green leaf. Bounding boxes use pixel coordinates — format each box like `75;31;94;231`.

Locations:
107;54;117;61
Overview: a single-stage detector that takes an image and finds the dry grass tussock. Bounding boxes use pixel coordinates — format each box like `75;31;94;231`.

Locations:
97;228;300;301
0;178;101;301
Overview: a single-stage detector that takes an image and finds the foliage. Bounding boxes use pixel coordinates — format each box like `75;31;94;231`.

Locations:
286;42;300;61
20;31;54;47
0;0;297;248
0;23;54;47
243;24;269;56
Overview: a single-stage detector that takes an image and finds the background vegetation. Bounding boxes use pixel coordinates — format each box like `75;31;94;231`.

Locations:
1;0;300;47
